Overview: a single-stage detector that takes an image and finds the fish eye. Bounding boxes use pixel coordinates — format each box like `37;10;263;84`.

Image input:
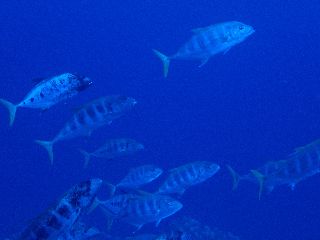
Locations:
239;25;244;30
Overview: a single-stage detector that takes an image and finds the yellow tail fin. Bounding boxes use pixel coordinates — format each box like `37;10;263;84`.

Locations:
153;49;170;78
35;140;54;165
250;170;265;200
226;165;241;190
0;98;17;126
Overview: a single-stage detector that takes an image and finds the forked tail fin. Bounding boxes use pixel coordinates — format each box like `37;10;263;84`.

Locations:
226;165;241;190
153;49;170;78
35;140;54;165
0;99;17;126
250;170;265;200
79;149;92;169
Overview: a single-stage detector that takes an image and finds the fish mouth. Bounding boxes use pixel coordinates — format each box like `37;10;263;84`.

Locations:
77;77;93;91
83;77;93;85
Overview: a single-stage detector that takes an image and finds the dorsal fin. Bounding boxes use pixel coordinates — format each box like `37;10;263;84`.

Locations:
292;139;320;155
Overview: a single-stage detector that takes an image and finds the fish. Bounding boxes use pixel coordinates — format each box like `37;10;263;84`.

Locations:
169;217;241;240
35;95;137;165
158;161;220;195
227;162;292;200
0;73;92;126
79;138;144;168
101;193;183;232
58;222;101;240
99;193;142;217
228;139;320;199
15;178;102;240
105;234;163;240
125;234;163;240
153;21;255;77
116;165;163;190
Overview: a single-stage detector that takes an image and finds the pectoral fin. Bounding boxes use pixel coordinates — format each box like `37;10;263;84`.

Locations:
223;47;231;55
156;218;163;227
132;224;143;233
198;57;210;67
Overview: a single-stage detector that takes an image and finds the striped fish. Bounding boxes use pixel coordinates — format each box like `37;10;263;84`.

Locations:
0;73;92;126
116;165;163;190
58;222;101;240
99;193;142;218
228;139;320;199
102;194;182;231
169;217;241;240
15;179;102;240
153;21;255;77
79;138;144;168
125;234;165;240
158;161;220;195
35;96;137;165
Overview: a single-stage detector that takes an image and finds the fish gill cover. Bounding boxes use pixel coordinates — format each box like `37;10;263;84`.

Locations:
0;0;320;240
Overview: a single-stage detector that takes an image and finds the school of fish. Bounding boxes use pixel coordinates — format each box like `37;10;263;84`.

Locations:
1;19;319;240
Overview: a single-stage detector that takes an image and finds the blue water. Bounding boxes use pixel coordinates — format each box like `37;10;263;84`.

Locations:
1;0;320;239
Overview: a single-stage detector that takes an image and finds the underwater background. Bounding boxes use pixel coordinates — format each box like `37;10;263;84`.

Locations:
0;0;320;239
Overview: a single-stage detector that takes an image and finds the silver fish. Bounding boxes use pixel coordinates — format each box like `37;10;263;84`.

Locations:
116;165;163;189
15;178;102;240
158;161;220;195
153;21;255;77
125;234;163;240
169;217;241;240
58;222;101;240
0;73;92;126
228;139;320;199
35;96;137;165
79;138;144;168
105;234;162;240
99;193;143;218
102;193;182;232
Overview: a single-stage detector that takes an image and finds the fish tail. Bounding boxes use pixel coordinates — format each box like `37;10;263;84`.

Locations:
250;170;265;200
153;49;170;78
0;98;17;126
35;140;54;165
226;165;241;190
79;149;92;169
